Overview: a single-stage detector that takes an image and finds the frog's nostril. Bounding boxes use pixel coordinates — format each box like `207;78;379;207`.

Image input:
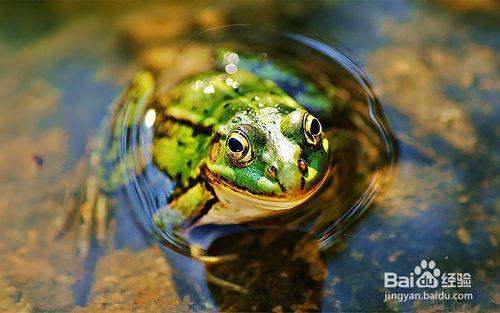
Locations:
298;159;308;174
267;166;277;178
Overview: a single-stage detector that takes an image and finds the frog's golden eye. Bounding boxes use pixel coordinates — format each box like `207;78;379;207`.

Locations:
303;113;322;145
226;130;253;165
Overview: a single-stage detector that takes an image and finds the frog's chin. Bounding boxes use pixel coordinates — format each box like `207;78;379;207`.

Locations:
212;181;310;212
203;167;327;215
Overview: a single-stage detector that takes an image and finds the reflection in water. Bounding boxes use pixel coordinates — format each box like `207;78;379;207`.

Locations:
205;228;325;312
160;226;326;311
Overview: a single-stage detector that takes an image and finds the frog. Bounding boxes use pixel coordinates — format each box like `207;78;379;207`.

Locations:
60;51;332;294
153;69;331;236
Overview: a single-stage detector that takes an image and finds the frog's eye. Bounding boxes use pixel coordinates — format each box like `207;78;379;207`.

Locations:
303;113;322;145
226;130;253;165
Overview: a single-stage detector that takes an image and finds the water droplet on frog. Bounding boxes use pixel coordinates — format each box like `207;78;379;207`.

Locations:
224;52;240;64
191;79;204;91
225;63;238;74
203;84;215;94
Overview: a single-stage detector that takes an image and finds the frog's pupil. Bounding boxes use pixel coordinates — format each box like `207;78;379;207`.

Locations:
228;138;244;152
310;118;321;135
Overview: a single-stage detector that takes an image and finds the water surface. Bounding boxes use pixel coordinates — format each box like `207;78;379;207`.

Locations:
0;1;498;312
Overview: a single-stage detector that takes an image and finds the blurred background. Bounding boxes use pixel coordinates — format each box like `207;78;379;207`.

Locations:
0;1;498;312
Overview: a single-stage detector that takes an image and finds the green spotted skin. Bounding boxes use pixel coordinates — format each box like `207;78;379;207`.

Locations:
153;69;330;224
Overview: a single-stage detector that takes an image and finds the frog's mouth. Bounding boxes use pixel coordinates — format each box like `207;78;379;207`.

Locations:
202;165;329;212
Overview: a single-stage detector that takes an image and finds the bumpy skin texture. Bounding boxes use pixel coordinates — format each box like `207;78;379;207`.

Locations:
153;70;330;226
98;61;332;240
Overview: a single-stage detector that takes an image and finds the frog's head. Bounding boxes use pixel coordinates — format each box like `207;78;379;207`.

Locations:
204;98;331;213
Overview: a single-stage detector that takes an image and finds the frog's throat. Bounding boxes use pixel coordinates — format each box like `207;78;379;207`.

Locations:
203;166;328;212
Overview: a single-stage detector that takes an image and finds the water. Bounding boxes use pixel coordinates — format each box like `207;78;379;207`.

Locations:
0;2;497;312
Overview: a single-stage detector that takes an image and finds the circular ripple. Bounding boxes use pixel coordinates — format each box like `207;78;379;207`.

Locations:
117;26;397;255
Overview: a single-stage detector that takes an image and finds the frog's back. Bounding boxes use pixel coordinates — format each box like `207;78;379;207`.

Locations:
155;71;302;129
